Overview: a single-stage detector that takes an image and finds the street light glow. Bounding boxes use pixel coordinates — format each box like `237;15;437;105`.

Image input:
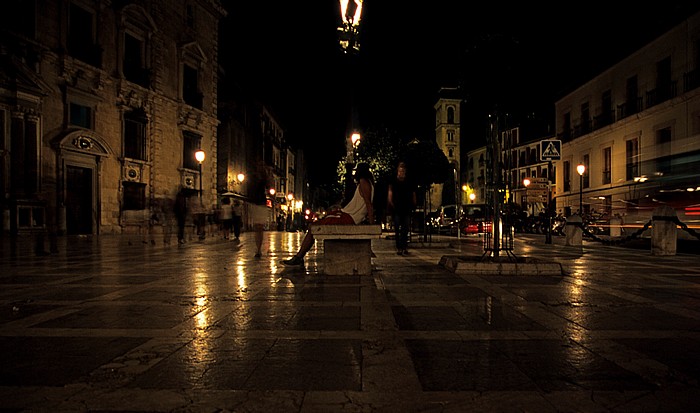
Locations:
339;0;362;26
195;150;205;163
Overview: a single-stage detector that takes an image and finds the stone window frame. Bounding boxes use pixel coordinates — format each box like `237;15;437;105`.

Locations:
179;42;207;110
118;4;157;89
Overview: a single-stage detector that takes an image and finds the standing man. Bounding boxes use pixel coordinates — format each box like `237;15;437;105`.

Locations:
387;161;416;255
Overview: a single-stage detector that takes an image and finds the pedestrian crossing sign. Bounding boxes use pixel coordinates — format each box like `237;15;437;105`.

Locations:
540;139;562;161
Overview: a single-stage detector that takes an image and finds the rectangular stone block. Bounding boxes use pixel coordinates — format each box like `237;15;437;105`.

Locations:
322;239;373;275
310;224;381;275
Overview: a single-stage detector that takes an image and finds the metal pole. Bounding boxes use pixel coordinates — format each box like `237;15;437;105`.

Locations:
545;160;552;244
199;162;203;205
455;167;460;240
579;173;583;214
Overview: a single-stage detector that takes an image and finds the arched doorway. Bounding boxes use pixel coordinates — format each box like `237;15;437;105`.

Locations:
52;130;113;235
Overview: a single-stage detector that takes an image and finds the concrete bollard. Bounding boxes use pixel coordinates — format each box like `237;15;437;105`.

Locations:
565;214;583;246
609;217;622;237
651;205;677;256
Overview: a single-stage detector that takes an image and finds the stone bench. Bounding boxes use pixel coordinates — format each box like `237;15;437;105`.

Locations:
310;224;382;275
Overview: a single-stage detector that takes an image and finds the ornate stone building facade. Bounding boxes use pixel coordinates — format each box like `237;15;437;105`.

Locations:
0;0;225;236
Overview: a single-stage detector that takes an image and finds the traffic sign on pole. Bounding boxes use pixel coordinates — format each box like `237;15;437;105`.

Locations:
540;139;562;161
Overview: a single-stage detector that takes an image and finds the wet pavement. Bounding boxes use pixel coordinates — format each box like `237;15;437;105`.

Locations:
0;230;699;412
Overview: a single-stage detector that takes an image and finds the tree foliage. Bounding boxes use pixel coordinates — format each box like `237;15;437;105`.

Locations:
335;127;451;218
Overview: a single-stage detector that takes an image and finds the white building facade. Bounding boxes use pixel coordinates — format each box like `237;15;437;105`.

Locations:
554;12;700;226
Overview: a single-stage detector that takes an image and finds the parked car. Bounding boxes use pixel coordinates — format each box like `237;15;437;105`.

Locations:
433;204;493;235
434;204;461;234
457;203;492;235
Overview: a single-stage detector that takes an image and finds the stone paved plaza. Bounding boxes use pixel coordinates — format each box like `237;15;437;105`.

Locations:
0;230;699;412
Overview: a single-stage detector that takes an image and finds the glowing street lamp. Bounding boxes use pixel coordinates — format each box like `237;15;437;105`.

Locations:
351;132;361;148
338;0;363;54
287;193;294;211
237;173;245;183
195;150;205;203
577;164;586;214
523;178;532;217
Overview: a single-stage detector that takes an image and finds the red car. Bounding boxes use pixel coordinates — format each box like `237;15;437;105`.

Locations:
457;204;492;235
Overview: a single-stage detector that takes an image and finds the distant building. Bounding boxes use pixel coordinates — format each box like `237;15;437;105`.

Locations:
433;87;462;209
0;0;226;236
216;82;305;231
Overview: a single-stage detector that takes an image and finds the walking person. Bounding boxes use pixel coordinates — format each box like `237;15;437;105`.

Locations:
219;197;234;240
282;162;375;266
232;200;243;242
387;161;416;255
250;160;271;258
174;189;188;244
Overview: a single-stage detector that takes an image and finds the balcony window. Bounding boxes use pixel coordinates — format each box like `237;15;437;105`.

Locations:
183;64;202;109
124;109;147;160
68;3;101;67
182;130;201;170
563;161;571;192
602;147;611;184
626;138;639;180
124;33;150;87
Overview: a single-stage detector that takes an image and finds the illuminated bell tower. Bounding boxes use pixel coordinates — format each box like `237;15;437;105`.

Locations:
432;87;462;208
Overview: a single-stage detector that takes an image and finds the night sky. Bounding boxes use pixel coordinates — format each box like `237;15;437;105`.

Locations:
219;1;700;186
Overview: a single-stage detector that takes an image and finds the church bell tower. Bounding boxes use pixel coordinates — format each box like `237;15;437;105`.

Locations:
432;87;462;209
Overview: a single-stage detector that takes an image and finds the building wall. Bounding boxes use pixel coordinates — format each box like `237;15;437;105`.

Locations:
554;11;700;222
0;0;225;236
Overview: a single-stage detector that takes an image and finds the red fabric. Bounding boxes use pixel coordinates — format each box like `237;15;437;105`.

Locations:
317;210;354;225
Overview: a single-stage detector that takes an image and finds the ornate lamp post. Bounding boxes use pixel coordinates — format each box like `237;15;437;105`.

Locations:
338;1;363;202
338;0;362;54
576;164;586;215
195;150;205;204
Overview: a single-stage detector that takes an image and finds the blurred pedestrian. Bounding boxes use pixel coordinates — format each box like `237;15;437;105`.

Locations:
232;200;243;241
174;189;188;244
387;161;416;255
219;197;234;240
250;160;271;258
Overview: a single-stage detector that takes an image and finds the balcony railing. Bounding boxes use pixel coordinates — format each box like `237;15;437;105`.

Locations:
684;69;700;93
616;97;643;120
645;81;677;108
593;110;614;129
